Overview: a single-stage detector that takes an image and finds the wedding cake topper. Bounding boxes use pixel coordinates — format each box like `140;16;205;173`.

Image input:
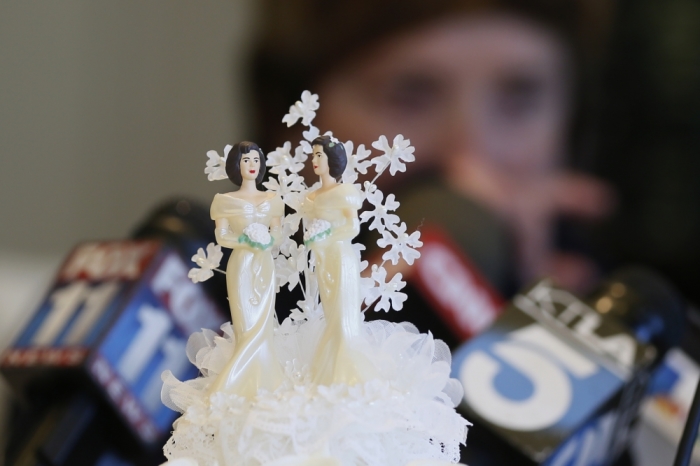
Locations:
161;91;469;466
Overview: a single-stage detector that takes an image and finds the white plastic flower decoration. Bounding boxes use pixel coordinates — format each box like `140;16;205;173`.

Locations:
308;249;317;271
359;274;376;308
282;210;304;234
363;181;378;194
360;189;400;233
300;126;336;154
287;307;307;322
284;276;321;322
263;173;306;197
277;235;298;258
342;141;373;184
292;144;308;168
274;254;294;291
363;265;407;312
266;142;304;175
377;222;423;265
204;145;232;181
271;223;296;260
274;244;306;292
282;91;320;127
188;243;223;283
296;271;322;317
352;242;368;273
283;190;306;212
300;126;319;153
371;134;416;176
303;125;320;141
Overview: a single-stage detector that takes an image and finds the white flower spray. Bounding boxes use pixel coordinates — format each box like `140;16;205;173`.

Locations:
191;91;423;316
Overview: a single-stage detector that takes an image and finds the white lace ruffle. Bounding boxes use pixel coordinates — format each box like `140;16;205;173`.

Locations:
161;317;469;466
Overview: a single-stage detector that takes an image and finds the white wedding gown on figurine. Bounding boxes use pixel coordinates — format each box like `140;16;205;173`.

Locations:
205;192;285;398
304;183;376;386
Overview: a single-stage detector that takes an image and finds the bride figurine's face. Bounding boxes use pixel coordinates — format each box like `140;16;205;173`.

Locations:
240;150;261;181
312;145;329;176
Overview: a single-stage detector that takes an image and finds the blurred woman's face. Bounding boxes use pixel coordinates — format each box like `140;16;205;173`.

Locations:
314;13;612;290
316;14;572;187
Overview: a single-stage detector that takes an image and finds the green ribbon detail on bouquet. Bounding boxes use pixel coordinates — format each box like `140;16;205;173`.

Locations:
238;233;274;251
304;228;331;246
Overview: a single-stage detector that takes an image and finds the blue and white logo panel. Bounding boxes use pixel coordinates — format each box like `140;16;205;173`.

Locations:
453;323;625;434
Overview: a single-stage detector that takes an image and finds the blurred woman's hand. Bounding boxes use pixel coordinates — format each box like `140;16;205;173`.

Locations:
445;152;615;291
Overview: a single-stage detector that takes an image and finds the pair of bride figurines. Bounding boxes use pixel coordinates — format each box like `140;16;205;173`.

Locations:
206;136;370;400
161;98;468;465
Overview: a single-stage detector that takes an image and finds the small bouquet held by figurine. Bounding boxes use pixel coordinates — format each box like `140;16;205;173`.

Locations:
162;91;469;466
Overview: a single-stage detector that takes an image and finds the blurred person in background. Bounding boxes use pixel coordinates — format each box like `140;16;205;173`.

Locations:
247;4;699;465
249;0;616;298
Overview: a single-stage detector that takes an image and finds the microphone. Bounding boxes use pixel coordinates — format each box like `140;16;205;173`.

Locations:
5;391;164;466
1;199;227;454
394;178;516;296
408;225;505;341
452;267;685;465
365;180;511;348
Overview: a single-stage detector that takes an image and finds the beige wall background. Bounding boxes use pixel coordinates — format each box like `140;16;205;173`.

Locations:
0;1;257;456
0;1;257;256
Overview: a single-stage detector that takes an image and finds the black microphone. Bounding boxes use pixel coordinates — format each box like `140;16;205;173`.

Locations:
1;199;227;462
452;267;685;465
393;178;516;296
5;391;165;466
365;179;512;348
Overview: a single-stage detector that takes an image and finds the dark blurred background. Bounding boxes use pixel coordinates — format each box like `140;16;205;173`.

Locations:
594;0;700;307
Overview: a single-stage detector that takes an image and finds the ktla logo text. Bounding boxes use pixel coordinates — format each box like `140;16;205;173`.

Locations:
456;323;622;433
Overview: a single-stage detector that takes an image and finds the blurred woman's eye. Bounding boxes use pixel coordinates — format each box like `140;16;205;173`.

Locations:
492;73;546;121
379;72;443;115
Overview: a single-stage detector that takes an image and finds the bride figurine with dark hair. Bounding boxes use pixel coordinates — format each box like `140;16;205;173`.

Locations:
207;141;285;398
304;135;375;385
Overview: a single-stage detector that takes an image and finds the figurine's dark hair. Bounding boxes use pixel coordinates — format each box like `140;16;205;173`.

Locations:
225;141;266;186
312;136;346;180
